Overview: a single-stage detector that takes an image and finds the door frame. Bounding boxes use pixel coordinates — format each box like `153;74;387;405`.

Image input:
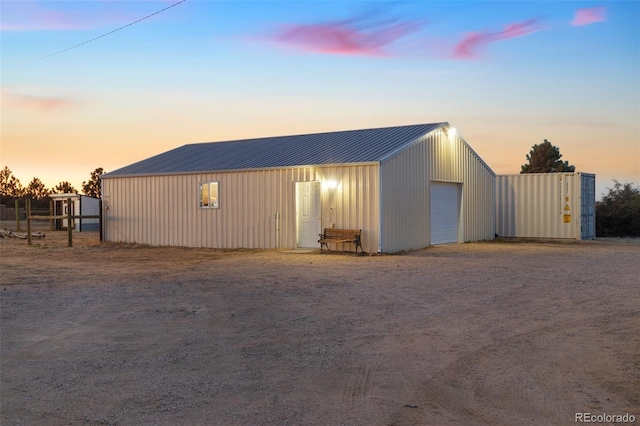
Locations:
295;181;322;248
430;181;462;245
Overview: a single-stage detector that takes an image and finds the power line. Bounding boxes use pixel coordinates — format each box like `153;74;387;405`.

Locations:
27;0;187;64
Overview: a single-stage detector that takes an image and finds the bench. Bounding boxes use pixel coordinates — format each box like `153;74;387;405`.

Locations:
318;228;362;253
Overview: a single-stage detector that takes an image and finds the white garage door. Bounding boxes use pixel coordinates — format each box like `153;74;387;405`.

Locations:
430;182;459;245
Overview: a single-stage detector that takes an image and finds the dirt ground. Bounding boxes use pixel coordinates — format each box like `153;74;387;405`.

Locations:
1;226;639;425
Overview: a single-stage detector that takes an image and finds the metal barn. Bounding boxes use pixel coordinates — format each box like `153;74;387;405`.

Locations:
495;173;596;240
101;123;495;252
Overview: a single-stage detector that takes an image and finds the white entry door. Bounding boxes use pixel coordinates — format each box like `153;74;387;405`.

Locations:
430;182;460;245
296;181;321;248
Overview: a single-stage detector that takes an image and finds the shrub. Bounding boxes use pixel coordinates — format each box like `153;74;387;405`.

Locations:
596;181;640;237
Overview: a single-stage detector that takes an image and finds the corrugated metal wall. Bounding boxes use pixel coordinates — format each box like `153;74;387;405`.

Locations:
102;165;380;252
78;196;100;231
320;165;380;252
495;173;596;239
380;129;495;252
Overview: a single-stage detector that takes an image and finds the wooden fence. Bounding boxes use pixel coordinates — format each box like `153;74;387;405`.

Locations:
24;198;102;247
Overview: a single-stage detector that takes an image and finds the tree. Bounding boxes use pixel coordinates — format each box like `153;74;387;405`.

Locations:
53;181;77;194
596;181;640;237
25;177;49;200
0;166;25;199
82;167;104;198
520;139;575;173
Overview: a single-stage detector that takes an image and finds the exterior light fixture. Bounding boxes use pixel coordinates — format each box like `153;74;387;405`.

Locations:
443;125;457;138
325;180;338;190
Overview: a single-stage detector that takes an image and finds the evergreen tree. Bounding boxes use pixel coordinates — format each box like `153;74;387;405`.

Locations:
53;181;77;194
0;166;25;199
82;168;104;198
26;177;49;200
520;140;575;173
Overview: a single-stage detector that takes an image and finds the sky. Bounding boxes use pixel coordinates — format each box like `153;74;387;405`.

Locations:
1;0;638;200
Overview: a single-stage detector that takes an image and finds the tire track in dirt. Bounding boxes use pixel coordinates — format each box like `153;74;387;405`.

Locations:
389;311;639;425
340;361;422;425
3;240;639;425
342;365;372;408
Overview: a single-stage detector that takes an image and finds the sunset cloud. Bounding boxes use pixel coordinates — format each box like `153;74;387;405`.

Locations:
453;19;545;59
1;87;76;111
1;2;135;31
571;7;606;26
265;15;423;56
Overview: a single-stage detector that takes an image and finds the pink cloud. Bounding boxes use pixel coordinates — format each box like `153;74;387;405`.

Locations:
453;19;545;59
1;88;76;112
266;15;423;56
572;7;606;26
0;2;137;31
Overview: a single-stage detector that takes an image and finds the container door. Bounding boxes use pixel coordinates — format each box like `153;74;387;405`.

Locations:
581;175;596;239
296;181;321;248
430;182;460;245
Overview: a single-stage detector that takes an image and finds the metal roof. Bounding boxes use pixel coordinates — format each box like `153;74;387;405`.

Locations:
104;123;446;177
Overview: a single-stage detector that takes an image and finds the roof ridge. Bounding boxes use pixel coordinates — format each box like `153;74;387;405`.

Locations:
104;123;447;177
190;122;445;146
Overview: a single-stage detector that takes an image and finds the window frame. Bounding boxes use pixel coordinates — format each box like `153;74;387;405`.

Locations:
198;181;220;209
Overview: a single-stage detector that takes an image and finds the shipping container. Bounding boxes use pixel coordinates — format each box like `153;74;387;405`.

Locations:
496;173;596;240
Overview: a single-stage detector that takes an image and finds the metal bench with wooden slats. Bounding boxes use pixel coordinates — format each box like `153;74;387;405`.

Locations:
318;228;362;253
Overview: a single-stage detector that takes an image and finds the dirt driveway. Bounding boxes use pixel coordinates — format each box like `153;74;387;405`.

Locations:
1;231;639;425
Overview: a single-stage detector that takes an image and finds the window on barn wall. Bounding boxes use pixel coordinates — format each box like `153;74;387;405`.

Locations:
199;182;219;208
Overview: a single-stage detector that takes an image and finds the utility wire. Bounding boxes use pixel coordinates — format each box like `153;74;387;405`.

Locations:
27;0;187;64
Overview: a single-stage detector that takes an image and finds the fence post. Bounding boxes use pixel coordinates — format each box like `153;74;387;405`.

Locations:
15;199;21;231
49;199;54;231
99;199;103;243
67;197;73;247
26;198;32;245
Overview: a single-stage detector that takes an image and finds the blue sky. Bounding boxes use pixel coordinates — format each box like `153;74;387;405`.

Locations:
1;0;638;199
